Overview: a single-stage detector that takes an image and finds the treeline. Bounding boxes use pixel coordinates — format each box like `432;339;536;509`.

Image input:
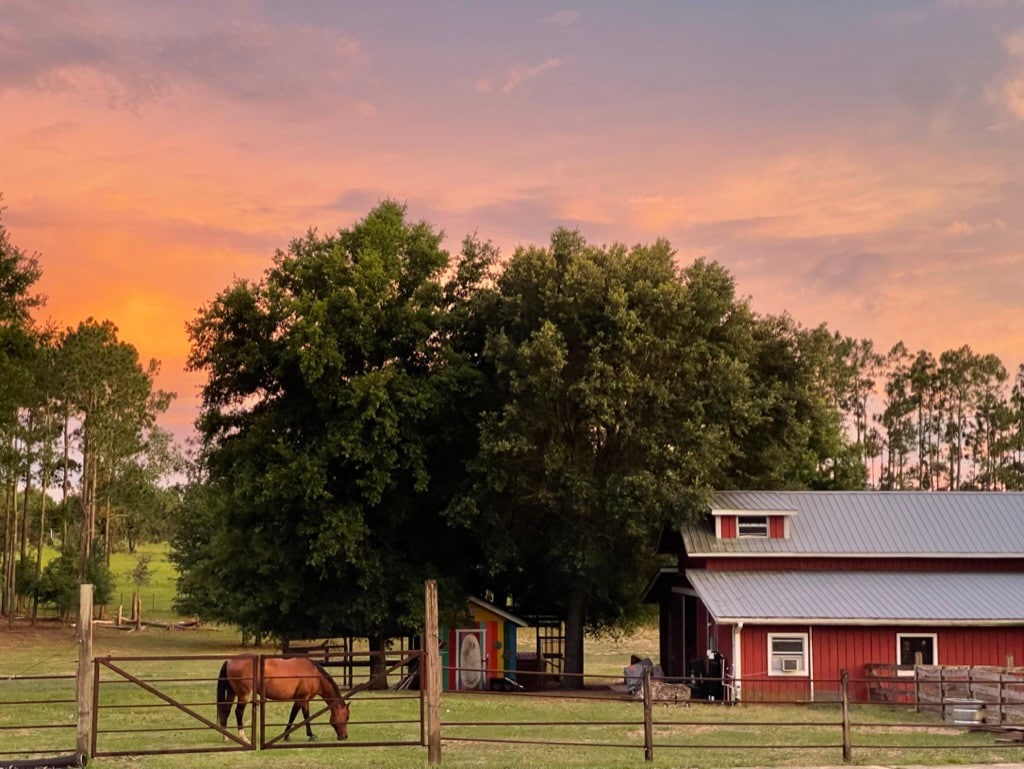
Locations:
178;202;1022;684
0;200;178;624
179;202;872;684
830;339;1024;491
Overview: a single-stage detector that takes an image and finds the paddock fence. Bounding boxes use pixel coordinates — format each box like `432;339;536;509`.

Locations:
0;671;78;765
438;665;1024;764
87;651;424;758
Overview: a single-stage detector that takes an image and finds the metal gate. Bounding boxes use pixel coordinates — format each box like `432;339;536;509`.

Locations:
92;654;255;757
91;651;425;756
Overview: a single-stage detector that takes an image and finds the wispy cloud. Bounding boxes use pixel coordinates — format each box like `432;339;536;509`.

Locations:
989;27;1024;118
545;10;580;27
0;3;368;109
503;58;562;94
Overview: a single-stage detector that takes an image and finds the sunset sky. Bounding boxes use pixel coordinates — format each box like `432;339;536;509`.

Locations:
2;0;1023;444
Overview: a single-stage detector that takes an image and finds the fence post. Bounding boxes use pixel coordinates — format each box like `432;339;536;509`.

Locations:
255;654;263;749
76;583;94;762
642;666;654;762
997;673;1004;725
938;668;945;721
914;652;921;713
841;669;851;763
425;580;442;766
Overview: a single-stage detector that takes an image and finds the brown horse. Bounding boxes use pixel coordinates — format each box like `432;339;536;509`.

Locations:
216;656;350;744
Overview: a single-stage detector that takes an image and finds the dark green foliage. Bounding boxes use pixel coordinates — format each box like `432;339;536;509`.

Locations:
38;548;114;619
455;231;861;684
182;201;482;640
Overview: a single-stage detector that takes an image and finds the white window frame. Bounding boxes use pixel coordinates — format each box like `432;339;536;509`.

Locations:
768;632;809;677
896;633;937;676
737;515;769;538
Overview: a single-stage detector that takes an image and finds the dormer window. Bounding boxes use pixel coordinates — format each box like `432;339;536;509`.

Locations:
737;516;769;538
712;508;796;539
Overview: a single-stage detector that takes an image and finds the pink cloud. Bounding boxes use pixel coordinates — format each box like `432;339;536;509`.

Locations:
502;58;562;94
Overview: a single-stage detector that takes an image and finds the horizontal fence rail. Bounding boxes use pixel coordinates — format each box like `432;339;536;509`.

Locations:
0;672;77;761
90;651;425;757
437;665;1024;764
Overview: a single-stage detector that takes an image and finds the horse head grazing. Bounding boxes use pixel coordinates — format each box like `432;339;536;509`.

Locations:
328;698;350;740
311;660;350;741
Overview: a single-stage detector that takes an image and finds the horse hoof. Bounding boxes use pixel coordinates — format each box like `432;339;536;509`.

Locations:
308;734;318;742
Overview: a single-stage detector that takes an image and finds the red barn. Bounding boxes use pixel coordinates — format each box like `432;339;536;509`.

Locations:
644;491;1024;701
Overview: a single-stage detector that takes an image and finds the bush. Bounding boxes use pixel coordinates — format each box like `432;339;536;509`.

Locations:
38;548;114;619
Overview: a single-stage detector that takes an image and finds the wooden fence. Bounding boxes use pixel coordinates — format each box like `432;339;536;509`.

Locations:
915;665;1024;724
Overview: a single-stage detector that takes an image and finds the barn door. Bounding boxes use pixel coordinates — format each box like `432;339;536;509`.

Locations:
455;629;487;690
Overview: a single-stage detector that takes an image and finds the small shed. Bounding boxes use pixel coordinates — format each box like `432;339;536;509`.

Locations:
440;597;528;691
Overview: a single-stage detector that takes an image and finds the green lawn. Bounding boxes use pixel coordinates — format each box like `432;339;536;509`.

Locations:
3;622;1023;768
2;548;1023;768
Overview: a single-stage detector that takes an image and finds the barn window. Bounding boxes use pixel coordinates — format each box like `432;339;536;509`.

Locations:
768;633;808;676
737;516;769;538
897;633;937;674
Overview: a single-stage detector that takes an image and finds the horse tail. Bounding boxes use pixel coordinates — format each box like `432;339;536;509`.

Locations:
216;660;234;727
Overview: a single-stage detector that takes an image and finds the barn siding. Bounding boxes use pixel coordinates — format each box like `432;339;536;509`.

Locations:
770;517;786;538
721;517;737;538
738;624;812;702
734;624;1024;702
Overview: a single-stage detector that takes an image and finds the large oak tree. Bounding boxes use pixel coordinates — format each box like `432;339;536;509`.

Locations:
182;202;482;642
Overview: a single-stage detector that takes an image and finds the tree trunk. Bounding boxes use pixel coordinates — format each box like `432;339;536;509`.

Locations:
32;488;46;625
61;411;70;554
369;634;390;689
560;586;586;690
3;479;17;624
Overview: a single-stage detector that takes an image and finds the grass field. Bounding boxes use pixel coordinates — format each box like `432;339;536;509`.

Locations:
3;621;1024;769
3;549;1024;768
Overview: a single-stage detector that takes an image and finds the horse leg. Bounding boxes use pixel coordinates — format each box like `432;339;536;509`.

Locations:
235;695;251;745
284;701;302;741
303;701;316;740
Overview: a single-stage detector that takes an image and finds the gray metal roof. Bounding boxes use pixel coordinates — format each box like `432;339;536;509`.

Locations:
686;569;1024;624
682;491;1024;556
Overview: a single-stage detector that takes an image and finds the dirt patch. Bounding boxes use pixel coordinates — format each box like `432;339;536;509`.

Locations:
860;724;962;735
0;619;76;651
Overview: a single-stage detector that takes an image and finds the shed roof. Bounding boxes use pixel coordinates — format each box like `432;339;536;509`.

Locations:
468;596;528;627
686;568;1024;625
682;491;1024;557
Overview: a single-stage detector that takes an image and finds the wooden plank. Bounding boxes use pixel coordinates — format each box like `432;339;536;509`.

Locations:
425;580;441;766
76;583;93;760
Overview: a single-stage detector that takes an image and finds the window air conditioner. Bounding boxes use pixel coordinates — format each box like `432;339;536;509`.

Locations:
781;657;801;672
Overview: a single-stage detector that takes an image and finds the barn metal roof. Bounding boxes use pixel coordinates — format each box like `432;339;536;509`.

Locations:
682;491;1024;556
686;569;1024;624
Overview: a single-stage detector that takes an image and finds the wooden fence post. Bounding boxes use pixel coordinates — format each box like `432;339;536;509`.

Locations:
76;583;94;761
642;666;654;762
841;669;851;763
425;580;442;766
917;655;925;716
938;668;945;721
997;673;1004;725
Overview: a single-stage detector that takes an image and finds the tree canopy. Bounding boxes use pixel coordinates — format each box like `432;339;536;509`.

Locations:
176;201;1024;680
452;231;861;685
182;201;482;640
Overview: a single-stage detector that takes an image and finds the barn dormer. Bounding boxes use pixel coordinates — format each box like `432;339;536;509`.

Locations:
712;507;797;539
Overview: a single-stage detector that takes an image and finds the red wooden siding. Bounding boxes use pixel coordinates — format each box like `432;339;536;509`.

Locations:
770;517;785;538
485;619;499;678
720;517;736;538
735;624;1024;702
736;625;812;702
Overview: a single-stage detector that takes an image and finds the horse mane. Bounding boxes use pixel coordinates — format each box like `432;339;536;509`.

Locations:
310;659;344;702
